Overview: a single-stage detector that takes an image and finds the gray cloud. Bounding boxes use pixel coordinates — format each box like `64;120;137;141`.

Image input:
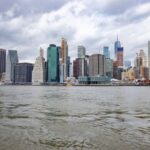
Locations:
0;0;150;63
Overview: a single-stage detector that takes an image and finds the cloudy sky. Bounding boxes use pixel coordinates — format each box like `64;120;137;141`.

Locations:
0;0;150;63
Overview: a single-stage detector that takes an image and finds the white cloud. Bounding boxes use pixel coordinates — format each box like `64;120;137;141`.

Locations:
0;0;150;63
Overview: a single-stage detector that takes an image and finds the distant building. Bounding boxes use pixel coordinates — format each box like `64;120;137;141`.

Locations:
113;61;123;80
134;50;148;79
105;58;113;78
66;56;70;77
47;44;59;83
60;38;69;82
103;46;110;59
78;46;86;58
73;58;87;79
85;55;89;76
114;36;121;60
117;47;124;67
89;54;105;76
0;49;6;82
139;49;147;67
32;48;46;85
0;49;6;74
140;67;149;80
148;41;150;79
122;68;135;81
14;63;33;84
5;50;18;84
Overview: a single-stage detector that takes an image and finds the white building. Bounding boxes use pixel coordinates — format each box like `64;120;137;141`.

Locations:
32;48;45;85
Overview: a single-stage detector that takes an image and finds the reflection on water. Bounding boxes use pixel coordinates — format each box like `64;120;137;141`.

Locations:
0;86;150;150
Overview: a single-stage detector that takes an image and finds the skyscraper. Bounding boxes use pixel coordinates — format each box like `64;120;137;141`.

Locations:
89;54;105;76
32;48;46;85
114;36;121;59
5;50;18;83
14;63;33;84
78;46;86;58
103;46;110;59
139;49;147;67
47;44;59;83
60;38;68;82
0;49;6;74
73;58;87;79
148;41;150;79
117;47;124;67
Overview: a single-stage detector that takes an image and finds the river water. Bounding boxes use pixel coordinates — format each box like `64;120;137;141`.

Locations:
0;86;150;150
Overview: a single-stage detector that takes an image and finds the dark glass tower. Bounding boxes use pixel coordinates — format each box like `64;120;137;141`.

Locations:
114;36;121;60
14;63;33;84
47;44;59;83
0;49;6;74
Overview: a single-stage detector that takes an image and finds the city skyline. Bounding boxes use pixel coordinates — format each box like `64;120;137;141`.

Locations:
0;0;150;63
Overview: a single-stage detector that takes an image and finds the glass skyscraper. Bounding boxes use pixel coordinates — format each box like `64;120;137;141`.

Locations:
47;44;59;82
103;46;110;59
114;36;121;59
5;50;18;83
0;49;6;74
78;46;86;58
14;63;33;84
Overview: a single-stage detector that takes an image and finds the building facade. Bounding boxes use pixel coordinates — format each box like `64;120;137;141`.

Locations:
5;50;18;83
78;46;86;58
60;38;68;82
117;47;124;67
103;46;110;59
134;50;148;79
14;63;33;84
114;36;121;60
89;54;105;76
105;58;113;78
0;49;6;74
0;49;6;82
73;58;87;79
32;48;46;85
47;44;59;83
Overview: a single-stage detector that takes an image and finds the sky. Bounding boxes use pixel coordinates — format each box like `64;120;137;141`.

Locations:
0;0;150;63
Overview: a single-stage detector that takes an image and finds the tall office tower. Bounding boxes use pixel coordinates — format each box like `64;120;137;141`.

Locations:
32;48;46;85
5;50;18;83
85;55;89;76
0;49;6;74
117;47;124;67
73;58;87;79
135;50;148;79
66;56;70;77
139;49;147;67
0;49;6;81
89;54;105;76
103;46;110;59
60;38;68;82
47;44;59;83
148;41;150;79
114;36;121;59
78;46;86;58
105;58;113;78
14;63;33;84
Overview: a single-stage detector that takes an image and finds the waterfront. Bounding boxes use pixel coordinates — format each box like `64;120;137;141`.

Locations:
0;86;150;150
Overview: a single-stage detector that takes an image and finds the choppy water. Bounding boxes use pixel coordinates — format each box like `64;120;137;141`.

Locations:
0;86;150;150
